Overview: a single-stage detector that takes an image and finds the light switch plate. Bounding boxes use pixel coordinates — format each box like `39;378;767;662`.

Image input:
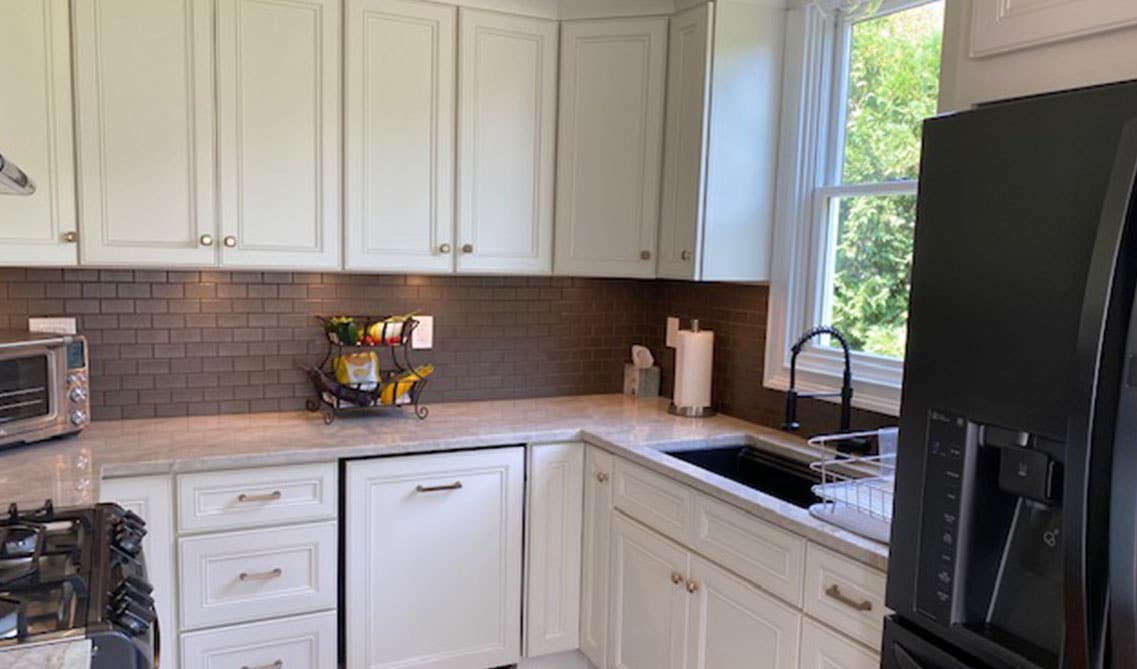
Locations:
28;317;77;335
412;316;433;349
666;316;680;348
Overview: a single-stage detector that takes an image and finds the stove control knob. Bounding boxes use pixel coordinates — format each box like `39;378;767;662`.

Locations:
111;600;155;637
125;575;154;595
69;387;87;403
123;509;147;530
114;523;147;557
69;410;87;426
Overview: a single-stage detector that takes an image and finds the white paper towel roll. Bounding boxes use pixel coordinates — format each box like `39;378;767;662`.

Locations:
674;328;713;409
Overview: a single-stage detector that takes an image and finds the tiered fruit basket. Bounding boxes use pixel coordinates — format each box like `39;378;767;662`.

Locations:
304;314;432;424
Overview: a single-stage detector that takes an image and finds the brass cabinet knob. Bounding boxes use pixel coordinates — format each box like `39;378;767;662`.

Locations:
63;231;78;243
670;572;684;585
223;235;237;248
596;472;609;483
681;250;692;261
439;243;452;254
200;234;214;247
685;579;699;593
640;250;652;261
462;243;474;254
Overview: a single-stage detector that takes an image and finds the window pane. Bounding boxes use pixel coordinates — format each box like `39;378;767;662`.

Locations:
825;193;915;359
841;2;944;184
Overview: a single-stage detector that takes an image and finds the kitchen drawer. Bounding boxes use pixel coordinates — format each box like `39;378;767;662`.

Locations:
177;462;336;533
178;521;337;631
180;610;336;669
803;544;887;648
611;459;695;545
800;618;879;668
691;494;807;606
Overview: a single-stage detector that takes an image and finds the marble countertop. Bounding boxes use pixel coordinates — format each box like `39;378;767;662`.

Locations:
0;394;889;569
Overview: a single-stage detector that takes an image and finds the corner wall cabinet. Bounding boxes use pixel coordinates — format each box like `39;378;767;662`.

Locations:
72;0;217;267
553;17;669;278
0;0;77;266
657;0;784;281
456;9;558;275
344;0;457;273
344;446;525;669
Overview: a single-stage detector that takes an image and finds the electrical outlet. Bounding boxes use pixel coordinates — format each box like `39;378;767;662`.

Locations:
666;316;680;348
412;316;434;349
28;317;77;335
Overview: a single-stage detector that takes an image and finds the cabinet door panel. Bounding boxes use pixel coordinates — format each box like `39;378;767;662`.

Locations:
73;0;216;267
657;3;712;280
345;0;455;273
345;447;524;669
580;448;614;668
686;556;801;669
554;18;667;278
457;9;556;274
0;0;76;266
799;619;879;669
525;443;584;657
608;514;688;669
101;476;178;669
217;0;341;269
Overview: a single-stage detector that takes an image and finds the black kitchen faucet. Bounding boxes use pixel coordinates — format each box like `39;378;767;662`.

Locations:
782;325;870;453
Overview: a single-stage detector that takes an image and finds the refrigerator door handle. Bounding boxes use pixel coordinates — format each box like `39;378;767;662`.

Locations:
1068;117;1137;669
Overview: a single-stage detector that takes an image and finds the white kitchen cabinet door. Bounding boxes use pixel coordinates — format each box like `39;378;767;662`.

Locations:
73;0;216;267
970;0;1137;57
553;18;668;278
657;3;711;281
345;0;456;273
100;476;178;669
799;619;879;669
658;0;783;281
525;443;584;657
685;556;801;669
0;0;76;266
345;447;525;669
580;447;614;669
607;514;688;669
216;0;341;270
457;9;557;274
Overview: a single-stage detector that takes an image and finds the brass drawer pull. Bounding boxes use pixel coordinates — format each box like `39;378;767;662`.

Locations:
670;571;684;585
416;481;463;493
241;661;282;669
686;579;699;593
237;490;282;503
239;568;283;582
596;472;609;483
825;584;872;611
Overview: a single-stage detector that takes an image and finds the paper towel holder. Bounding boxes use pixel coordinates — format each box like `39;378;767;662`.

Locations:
668;319;716;418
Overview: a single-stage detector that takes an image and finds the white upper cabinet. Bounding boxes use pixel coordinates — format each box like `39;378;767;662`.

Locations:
554;17;668;278
345;0;456;273
457;9;557;274
0;0;76;267
216;0;342;270
73;0;217;267
658;0;784;281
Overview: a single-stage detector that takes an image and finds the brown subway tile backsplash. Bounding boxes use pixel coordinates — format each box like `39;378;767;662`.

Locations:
0;270;891;434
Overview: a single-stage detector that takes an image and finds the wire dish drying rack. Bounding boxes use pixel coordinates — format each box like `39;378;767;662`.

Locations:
807;429;896;543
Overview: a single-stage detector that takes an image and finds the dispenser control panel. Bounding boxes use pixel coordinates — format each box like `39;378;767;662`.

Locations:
915;410;969;624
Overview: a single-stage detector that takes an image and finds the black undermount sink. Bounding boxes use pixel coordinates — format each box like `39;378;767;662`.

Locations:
664;444;822;509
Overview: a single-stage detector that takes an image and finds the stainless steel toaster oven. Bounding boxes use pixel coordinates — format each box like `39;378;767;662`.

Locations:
0;331;89;448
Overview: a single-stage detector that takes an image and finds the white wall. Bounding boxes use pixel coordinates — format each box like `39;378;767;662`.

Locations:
939;0;1137;112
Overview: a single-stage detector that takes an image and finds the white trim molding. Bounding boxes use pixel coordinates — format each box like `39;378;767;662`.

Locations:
764;0;936;416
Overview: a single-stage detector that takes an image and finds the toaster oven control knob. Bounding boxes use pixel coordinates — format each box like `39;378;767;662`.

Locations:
69;387;87;403
66;371;87;386
69;410;87;427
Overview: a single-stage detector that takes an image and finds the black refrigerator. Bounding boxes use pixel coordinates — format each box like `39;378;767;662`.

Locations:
885;80;1137;669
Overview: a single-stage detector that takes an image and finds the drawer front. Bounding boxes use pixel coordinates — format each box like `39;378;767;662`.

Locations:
177;462;337;533
691;494;807;607
803;544;887;648
180;610;337;669
611;459;694;544
799;618;879;669
179;521;337;630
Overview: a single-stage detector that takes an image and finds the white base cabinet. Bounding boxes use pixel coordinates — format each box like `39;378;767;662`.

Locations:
580;447;615;668
344;447;525;669
799;619;879;669
180;610;337;669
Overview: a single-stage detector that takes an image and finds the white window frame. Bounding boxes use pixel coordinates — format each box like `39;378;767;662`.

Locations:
764;0;941;416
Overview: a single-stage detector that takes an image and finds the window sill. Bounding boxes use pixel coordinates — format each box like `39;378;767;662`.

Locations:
762;346;902;417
